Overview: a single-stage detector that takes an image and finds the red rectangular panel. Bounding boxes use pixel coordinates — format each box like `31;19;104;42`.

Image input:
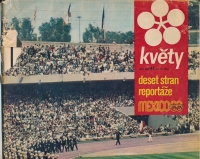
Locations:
134;0;188;115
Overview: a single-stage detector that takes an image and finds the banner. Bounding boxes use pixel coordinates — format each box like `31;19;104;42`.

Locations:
134;0;188;115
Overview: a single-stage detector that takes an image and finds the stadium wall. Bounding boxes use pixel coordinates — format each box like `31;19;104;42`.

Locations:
2;72;134;84
114;107;134;116
2;72;199;84
148;115;177;130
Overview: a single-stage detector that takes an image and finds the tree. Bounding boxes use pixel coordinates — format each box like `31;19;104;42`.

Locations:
83;24;134;44
11;17;21;34
11;17;36;41
105;31;134;44
39;17;71;42
83;24;104;43
21;18;35;40
82;29;93;43
188;1;199;30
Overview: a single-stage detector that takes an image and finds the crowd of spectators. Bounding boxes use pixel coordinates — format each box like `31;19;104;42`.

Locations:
160;92;199;134
140;91;199;135
3;89;199;158
188;50;200;74
3;44;134;76
2;67;199;159
3;43;200;76
170;93;199;134
4;90;199;158
154;124;174;133
3;92;136;158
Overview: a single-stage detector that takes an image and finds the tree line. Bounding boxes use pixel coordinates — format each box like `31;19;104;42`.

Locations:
11;17;134;44
11;17;71;42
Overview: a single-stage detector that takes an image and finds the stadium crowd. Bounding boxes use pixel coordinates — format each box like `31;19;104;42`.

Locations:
3;88;199;158
170;93;199;134
3;44;134;76
3;44;200;76
157;92;199;134
188;50;200;74
3;92;136;158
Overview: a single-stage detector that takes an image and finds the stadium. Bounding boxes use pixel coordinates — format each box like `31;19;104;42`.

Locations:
2;40;199;158
1;0;200;159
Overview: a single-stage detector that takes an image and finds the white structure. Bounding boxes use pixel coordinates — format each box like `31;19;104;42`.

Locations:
2;29;22;72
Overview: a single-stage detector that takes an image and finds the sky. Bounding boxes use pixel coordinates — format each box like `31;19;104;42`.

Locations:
2;0;134;42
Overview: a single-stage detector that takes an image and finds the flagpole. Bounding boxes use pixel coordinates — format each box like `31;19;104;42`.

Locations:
33;6;37;40
104;6;106;43
68;3;71;23
102;6;106;43
104;29;106;43
77;16;82;43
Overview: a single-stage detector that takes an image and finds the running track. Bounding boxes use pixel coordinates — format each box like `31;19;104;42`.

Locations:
58;133;199;159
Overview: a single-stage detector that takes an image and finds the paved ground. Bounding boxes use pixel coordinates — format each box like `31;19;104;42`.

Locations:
58;133;199;159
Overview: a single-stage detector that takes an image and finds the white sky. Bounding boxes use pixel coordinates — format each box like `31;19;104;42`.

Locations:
3;0;134;42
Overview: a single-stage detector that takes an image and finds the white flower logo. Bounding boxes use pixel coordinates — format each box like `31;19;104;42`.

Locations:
137;0;185;46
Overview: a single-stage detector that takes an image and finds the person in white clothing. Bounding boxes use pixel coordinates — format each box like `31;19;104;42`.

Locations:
148;126;153;142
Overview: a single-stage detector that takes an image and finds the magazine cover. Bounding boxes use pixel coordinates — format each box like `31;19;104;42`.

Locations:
1;0;199;159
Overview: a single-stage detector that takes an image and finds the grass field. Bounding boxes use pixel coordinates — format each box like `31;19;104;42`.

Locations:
77;152;199;159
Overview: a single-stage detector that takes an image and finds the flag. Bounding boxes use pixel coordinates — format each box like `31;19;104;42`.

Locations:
101;7;105;30
63;14;69;26
68;3;71;17
63;3;71;25
139;120;146;134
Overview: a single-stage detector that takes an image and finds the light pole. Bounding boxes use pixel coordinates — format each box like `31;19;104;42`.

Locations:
77;16;82;43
